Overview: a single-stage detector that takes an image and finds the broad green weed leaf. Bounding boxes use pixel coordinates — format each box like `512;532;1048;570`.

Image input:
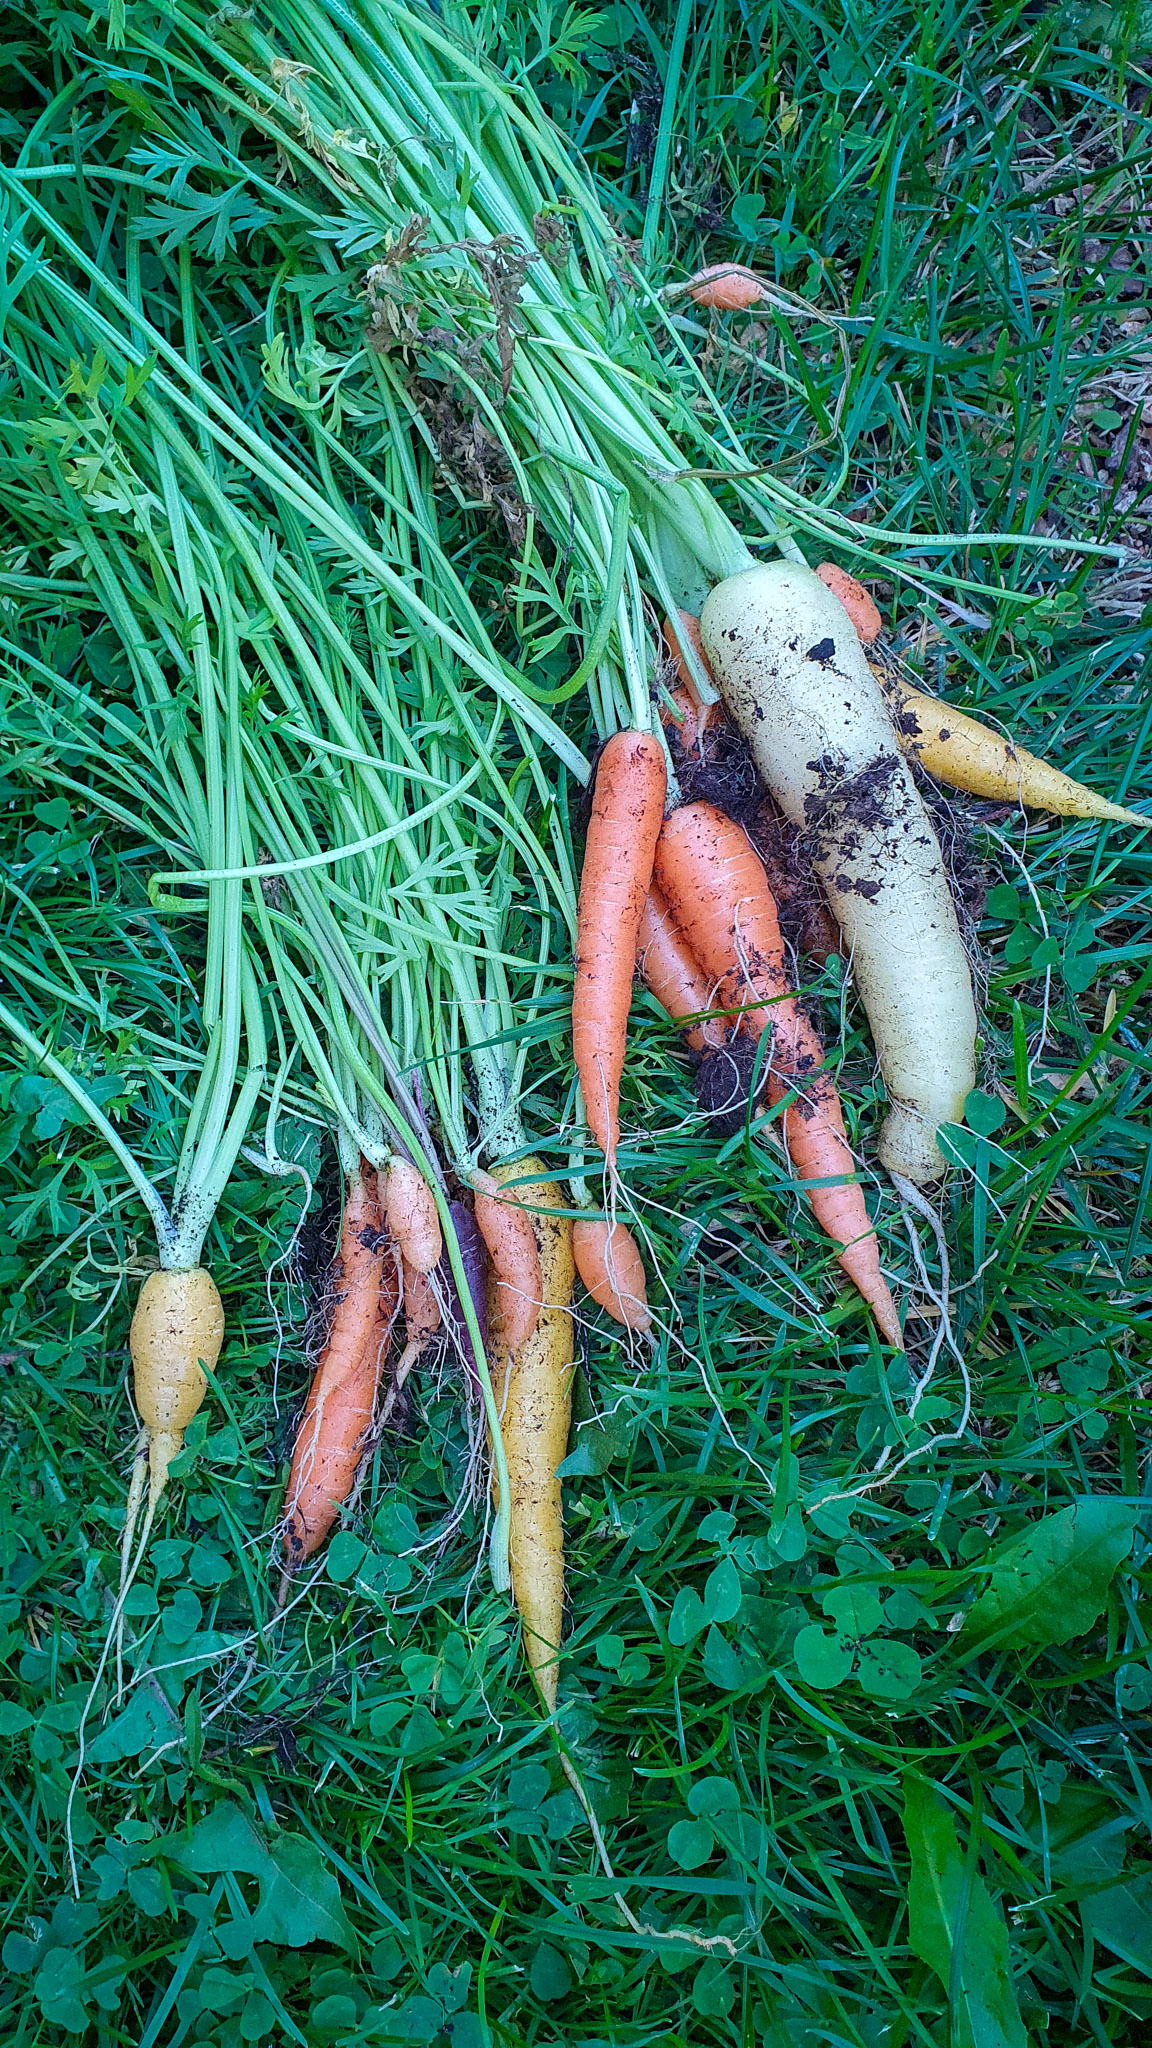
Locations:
693;1959;736;2017
688;1776;740;1818
822;1584;883;1637
180;1801;354;1951
86;1690;171;1765
857;1639;922;1700
701;1625;764;1692
966;1496;1137;1652
904;1776;1027;2048
668;1587;706;1646
529;1941;572;2001
35;1949;88;2033
794;1625;853;1689
668;1816;714;1868
508;1764;550;1809
703;1556;742;1624
326;1531;368;1583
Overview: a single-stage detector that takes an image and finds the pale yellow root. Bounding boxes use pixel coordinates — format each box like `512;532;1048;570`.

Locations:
129;1267;225;1515
879;671;1147;826
487;1159;575;1712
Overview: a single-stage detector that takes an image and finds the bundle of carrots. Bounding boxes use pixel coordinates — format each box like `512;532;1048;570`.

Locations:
571;722;903;1348
569;550;1147;1354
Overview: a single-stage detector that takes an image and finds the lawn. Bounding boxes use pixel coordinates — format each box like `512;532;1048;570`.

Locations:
1;1;1151;2043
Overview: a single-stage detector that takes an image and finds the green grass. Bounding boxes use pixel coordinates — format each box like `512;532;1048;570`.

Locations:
2;1;1152;2044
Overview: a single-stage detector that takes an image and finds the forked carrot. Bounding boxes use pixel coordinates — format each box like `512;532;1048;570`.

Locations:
654;804;902;1346
572;729;667;1167
638;886;729;1054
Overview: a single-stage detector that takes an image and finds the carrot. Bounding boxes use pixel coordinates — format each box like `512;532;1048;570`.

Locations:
127;1268;224;1528
282;1166;396;1570
572;729;667;1166
473;1172;543;1351
685;262;766;310
572;1216;652;1331
381;1261;441;1426
401;1260;441;1351
661;612;724;751
487;1159;575;1709
815;564;882;644
638;886;728;1053
382;1156;442;1272
878;670;1148;827
654;803;902;1346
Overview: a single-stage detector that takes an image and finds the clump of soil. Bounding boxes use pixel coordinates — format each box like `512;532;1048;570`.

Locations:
666;703;760;825
696;1035;760;1138
748;799;843;961
665;705;842;961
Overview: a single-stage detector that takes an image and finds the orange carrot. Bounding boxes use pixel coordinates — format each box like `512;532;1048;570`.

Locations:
572;729;667;1166
686;262;766;310
815;564;882;644
660;612;724;751
638;886;729;1053
572;1217;652;1331
382;1260;441;1425
281;1167;399;1569
383;1157;442;1273
654;804;901;1346
473;1174;543;1351
401;1260;441;1350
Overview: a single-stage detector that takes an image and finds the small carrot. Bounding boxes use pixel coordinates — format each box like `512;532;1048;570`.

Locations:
654;803;902;1346
685;261;766;310
382;1157;442;1273
661;612;724;751
282;1166;398;1570
815;564;883;644
572;1216;652;1331
382;1260;442;1426
572;729;667;1167
638;886;729;1054
473;1172;543;1351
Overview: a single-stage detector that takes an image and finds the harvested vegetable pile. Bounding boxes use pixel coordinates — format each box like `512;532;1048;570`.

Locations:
2;1;1152;2043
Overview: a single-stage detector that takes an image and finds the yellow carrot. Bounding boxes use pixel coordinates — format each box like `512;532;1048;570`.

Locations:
487;1159;575;1709
879;671;1147;826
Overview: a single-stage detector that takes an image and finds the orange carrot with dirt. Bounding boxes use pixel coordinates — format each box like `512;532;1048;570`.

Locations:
572;1216;652;1331
473;1173;543;1351
638;887;729;1053
654;803;902;1346
572;729;667;1167
281;1165;398;1570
